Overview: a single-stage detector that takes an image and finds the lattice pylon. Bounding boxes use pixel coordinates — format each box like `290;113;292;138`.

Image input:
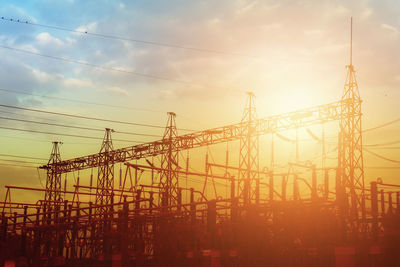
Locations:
95;128;115;209
43;141;62;257
44;141;62;209
238;92;259;205
338;17;365;238
93;128;115;258
159;112;179;207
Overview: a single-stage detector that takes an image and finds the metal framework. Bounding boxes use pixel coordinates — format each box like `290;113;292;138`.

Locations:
159;112;179;206
95;128;115;211
338;18;365;238
93;128;115;258
3;21;398;267
44;141;62;210
238;92;259;205
40;99;352;174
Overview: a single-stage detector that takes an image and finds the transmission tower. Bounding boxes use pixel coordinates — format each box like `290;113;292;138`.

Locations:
44;141;62;209
238;92;260;205
159;112;179;207
338;17;365;236
96;128;115;207
94;128;115;258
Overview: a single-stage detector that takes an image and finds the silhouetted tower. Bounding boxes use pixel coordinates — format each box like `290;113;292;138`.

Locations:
96;128;115;209
44;141;62;209
338;18;365;235
160;112;179;206
94;128;115;258
39;141;63;259
238;92;260;205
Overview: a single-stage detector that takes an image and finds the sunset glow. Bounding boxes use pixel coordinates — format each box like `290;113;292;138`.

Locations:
0;1;399;265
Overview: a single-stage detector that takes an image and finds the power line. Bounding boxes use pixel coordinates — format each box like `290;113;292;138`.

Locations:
0;163;37;169
0;87;164;114
0;108;62;123
0;125;143;143
365;166;400;170
364;148;400;164
0;16;253;58
364;140;400;147
0;103;194;131
366;146;400;150
0;44;224;92
363;118;400;133
0;109;161;137
0;153;47;161
0;133;54;143
0;103;163;128
0;115;161;137
0;133;117;146
0;158;43;164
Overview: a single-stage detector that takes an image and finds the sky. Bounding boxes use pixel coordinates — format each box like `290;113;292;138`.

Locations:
0;0;399;203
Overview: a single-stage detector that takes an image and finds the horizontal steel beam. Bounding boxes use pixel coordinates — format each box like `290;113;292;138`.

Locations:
41;98;359;174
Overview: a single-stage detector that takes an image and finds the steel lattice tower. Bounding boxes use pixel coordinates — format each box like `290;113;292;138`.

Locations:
44;141;62;209
159;112;179;207
94;128;115;258
42;141;63;258
338;18;365;235
96;128;115;208
238;92;260;205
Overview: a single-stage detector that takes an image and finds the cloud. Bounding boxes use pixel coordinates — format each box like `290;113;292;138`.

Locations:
36;32;64;46
75;22;98;33
107;86;129;96
31;67;53;83
63;78;94;88
14;43;39;53
381;23;399;34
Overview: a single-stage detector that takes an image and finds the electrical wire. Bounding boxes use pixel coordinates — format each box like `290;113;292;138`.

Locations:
0;125;143;143
0;133;55;143
0;153;47;160
0;163;37;169
363;118;400;133
0;133;129;146
364;140;400;147
306;128;321;142
0;158;43;164
0;103;163;128
0;110;162;139
365;166;400;170
0;44;226;92
366;147;400;150
0;87;164;113
36;167;45;188
0;103;194;131
276;133;295;143
0;16;253;58
0;115;161;137
364;148;400;164
0;108;61;123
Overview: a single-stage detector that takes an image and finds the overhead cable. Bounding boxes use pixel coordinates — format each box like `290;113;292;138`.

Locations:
0;115;161;137
0;16;253;58
0;125;142;143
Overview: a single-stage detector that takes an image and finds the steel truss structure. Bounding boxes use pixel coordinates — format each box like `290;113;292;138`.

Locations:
1;24;400;266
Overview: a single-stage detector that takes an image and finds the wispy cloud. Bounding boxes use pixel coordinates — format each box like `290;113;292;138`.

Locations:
107;86;128;96
36;32;64;46
63;78;94;88
381;23;399;34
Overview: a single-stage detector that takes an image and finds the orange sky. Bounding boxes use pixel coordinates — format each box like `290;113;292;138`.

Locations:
0;0;399;203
